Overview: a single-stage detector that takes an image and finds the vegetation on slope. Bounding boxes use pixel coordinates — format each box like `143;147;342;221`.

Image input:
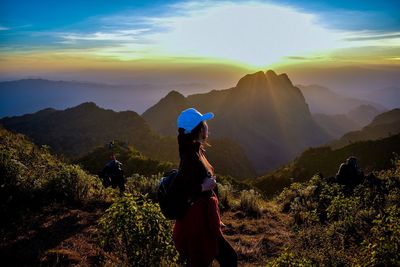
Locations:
0;103;256;179
253;133;400;196
0;126;104;224
2;125;399;266
269;158;400;266
77;138;256;180
0;102;181;164
76;141;175;177
0;127;180;265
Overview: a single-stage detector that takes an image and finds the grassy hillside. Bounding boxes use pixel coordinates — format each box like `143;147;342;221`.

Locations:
77;138;256;180
0;102;160;159
253;133;400;196
271;160;400;266
0;127;181;265
1;126;399;266
76;141;176;177
0;126;104;224
0;126;265;266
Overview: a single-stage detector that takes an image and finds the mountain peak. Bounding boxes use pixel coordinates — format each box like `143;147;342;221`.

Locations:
75;102;99;109
141;90;188;135
265;69;278;77
278;73;293;87
236;71;267;88
265;69;282;85
165;90;185;99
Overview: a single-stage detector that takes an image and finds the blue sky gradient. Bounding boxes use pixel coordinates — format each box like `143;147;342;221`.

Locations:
0;0;399;75
1;0;399;31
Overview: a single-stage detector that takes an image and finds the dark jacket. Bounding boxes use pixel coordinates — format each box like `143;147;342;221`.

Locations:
177;138;215;202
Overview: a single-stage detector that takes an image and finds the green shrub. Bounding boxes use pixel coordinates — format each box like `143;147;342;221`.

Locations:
0;128;105;221
97;193;179;266
218;183;233;211
266;252;314;266
239;189;263;218
274;158;400;265
125;173;161;200
360;205;400;266
45;164;104;202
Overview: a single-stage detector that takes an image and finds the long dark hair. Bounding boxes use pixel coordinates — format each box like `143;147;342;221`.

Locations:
177;121;210;159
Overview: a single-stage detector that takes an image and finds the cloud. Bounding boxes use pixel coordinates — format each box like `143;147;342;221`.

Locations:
344;33;400;41
284;56;325;60
48;1;353;66
146;1;348;66
60;29;151;42
2;1;400;67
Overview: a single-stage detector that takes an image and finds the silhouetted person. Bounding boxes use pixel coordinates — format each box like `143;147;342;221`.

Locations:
100;155;125;193
335;156;364;189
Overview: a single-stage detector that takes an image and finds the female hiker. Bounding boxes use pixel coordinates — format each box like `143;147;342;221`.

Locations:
173;108;238;267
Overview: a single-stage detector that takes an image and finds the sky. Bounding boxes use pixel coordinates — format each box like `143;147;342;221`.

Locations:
0;0;399;87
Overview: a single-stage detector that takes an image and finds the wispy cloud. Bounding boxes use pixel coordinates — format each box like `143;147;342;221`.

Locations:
345;33;400;41
60;29;151;42
284;56;325;61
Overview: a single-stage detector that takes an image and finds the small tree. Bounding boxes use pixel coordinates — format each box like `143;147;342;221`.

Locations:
97;193;179;266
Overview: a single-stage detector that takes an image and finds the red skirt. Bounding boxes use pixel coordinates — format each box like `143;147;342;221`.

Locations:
173;194;223;267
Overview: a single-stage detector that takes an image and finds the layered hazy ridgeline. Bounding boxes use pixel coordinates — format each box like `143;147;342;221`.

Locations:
2;69;399;180
1;70;333;175
329;108;400;148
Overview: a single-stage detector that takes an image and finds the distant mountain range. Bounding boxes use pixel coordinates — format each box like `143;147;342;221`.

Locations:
0;102;256;179
0;78;166;117
143;70;331;173
313;104;382;138
347;104;381;126
280;65;400;96
313;113;360;139
360;86;400;109
297;84;385;115
328;108;400;149
2;69;398;118
2;70;396;176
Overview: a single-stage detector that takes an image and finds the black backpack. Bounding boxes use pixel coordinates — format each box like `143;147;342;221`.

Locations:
157;169;192;220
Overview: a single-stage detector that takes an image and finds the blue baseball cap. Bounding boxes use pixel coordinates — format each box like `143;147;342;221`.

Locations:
177;108;214;134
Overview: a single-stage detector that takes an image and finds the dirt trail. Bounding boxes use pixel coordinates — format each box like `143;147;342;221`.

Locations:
0;202;110;266
220;207;293;266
